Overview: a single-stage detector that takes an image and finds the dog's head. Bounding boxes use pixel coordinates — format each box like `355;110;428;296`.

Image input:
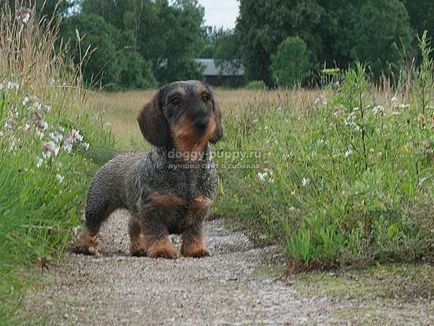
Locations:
138;80;223;154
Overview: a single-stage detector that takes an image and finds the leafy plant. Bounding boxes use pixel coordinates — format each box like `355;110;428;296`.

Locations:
246;80;266;90
271;36;311;88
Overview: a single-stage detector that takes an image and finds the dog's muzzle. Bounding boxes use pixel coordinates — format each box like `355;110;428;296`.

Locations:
194;115;209;131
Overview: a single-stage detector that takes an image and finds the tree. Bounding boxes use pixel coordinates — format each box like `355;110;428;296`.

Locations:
117;47;156;89
315;0;359;68
82;0;204;84
352;0;413;78
404;0;434;42
214;30;242;69
61;14;120;87
61;13;155;89
197;27;229;58
271;36;311;87
236;0;322;86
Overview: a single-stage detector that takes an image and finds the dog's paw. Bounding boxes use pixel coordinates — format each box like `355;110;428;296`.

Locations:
130;239;147;257
147;239;178;259
69;233;100;257
181;246;210;258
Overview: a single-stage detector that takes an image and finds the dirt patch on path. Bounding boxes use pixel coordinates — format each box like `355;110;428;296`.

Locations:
24;210;433;325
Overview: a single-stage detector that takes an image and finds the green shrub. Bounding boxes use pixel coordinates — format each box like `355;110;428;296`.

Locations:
117;48;156;89
214;52;433;270
271;36;311;88
246;80;267;90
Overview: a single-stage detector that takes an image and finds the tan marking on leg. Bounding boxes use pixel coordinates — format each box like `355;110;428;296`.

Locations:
70;229;99;256
145;236;178;259
130;235;147;257
181;233;210;258
192;196;212;211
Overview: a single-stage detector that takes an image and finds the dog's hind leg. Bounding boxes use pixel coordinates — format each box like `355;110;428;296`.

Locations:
71;196;118;256
129;214;147;256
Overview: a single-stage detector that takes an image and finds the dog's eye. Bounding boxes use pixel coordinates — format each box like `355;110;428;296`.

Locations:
201;94;211;103
169;96;180;105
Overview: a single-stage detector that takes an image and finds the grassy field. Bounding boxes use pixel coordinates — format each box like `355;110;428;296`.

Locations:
89;65;433;271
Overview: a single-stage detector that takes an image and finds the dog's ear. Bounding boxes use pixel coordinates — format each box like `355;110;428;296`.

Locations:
210;98;223;143
138;90;170;146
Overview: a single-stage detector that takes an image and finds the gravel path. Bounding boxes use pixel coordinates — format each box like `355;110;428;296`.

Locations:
24;210;433;325
23;210;333;325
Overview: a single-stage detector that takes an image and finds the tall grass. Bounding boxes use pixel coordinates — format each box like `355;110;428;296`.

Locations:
213;51;433;270
0;3;112;321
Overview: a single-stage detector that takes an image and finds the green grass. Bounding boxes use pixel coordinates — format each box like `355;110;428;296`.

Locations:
213;60;433;270
0;6;113;322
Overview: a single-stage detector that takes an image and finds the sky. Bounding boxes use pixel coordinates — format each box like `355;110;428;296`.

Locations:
198;0;239;29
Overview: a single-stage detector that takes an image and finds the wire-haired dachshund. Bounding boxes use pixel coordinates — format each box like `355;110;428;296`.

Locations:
72;80;223;259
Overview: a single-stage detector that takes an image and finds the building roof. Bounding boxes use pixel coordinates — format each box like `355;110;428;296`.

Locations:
195;58;244;77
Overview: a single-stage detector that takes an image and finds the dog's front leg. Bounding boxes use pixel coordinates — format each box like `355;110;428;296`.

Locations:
181;220;210;258
140;209;178;259
181;196;211;258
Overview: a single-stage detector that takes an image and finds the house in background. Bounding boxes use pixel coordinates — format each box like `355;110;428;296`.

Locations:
195;58;245;87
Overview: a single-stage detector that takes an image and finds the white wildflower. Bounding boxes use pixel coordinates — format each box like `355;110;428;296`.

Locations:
36;157;43;168
16;8;32;24
36;120;48;131
6;81;19;90
345;148;353;158
372;105;384;115
63;143;72;153
43;141;60;156
302;177;310;186
257;169;274;183
4;121;13;129
32;102;42;111
257;171;268;182
49;132;63;143
36;131;45;139
22;96;30;106
82;142;90;151
56;174;64;183
22;123;31;132
23;12;30;23
42;151;51;159
69;129;83;142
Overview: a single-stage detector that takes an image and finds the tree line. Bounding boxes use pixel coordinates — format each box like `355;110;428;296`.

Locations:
10;0;434;89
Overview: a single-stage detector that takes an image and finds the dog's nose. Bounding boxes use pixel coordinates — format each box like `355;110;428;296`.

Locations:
194;115;209;130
